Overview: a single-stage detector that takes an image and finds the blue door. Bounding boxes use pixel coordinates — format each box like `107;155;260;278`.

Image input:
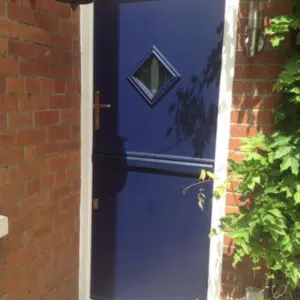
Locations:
92;1;225;299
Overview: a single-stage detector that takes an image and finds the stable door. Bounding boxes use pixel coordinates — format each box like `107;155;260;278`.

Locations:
92;1;225;299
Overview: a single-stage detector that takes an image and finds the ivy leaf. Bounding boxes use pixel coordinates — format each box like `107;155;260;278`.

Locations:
290;87;300;94
206;171;216;180
280;156;292;172
274;146;292;159
294;192;300;204
213;184;225;199
209;229;218;237
271;35;285;46
248;176;260;190
272;135;292;146
291;157;299;175
269;209;283;218
199;169;206;181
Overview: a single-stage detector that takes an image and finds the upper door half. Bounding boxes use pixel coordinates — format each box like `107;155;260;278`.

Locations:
94;0;225;162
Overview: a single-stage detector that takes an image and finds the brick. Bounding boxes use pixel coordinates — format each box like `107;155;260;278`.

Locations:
34;111;59;126
55;79;66;93
11;160;46;182
19;94;49;110
20;60;49;77
61;140;80;152
49;95;72;109
47;154;69;171
54;169;66;185
25;177;41;197
48;125;72;142
229;138;242;151
0;148;24;167
0;114;6;130
263;2;292;16
254;81;276;94
254;111;275;124
60;20;79;38
19;194;39;214
35;12;60;32
48;65;73;79
0;58;19;75
0;19;18;38
9;112;33;129
0;183;25;205
232;95;262;109
7;2;35;25
7;78;25;93
72;39;80;54
66;79;79;94
71;8;80;24
0;95;19;112
228;151;245;163
72;124;80;138
35;142;61;157
0;1;4;17
51;184;71;201
41;79;55;94
38;47;61;63
60;109;80;123
235;65;282;80
8;40;38;60
17;128;47;146
73;66;81;81
41;173;55;190
232;80;253;94
25;78;40;93
263;95;282;109
19;23;51;45
0;77;5;93
51;34;73;52
230;125;258;138
35;0;71;19
0;132;17;150
0;38;7;56
0;168;10;186
62;51;79;66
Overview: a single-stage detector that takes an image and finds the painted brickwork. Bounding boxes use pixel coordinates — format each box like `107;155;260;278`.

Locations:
0;1;80;299
221;1;292;299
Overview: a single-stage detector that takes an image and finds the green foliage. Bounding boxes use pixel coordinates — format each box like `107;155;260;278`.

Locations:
213;133;300;289
211;4;300;292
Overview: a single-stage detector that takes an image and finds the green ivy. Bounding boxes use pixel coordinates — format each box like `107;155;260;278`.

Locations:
211;2;300;293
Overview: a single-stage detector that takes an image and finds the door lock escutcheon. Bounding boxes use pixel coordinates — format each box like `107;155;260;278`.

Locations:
93;91;111;130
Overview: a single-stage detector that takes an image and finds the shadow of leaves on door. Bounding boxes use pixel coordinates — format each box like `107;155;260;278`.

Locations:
165;22;224;157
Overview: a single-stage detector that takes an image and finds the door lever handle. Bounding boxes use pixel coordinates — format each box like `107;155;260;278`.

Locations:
93;91;111;130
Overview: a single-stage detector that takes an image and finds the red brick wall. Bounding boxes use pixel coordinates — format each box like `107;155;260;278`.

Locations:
0;1;80;299
221;1;292;299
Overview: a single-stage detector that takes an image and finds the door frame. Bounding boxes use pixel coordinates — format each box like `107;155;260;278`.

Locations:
79;1;239;299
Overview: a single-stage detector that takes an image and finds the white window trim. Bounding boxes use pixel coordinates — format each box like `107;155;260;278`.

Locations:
79;1;239;299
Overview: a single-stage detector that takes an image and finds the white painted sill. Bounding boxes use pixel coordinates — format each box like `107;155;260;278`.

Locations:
0;216;8;239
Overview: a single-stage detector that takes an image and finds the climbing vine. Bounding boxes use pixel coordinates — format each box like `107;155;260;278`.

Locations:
189;2;300;298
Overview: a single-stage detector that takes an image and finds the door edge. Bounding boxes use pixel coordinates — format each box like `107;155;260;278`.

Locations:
207;0;239;299
79;3;94;300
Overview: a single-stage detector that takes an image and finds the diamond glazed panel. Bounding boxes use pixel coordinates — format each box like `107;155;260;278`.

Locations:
127;46;181;107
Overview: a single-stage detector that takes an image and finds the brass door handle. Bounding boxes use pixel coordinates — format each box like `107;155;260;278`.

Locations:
93;91;111;130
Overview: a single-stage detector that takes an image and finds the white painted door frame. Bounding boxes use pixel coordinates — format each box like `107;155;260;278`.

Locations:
79;1;239;299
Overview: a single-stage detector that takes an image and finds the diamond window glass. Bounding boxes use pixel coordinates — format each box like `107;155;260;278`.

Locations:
127;46;181;107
